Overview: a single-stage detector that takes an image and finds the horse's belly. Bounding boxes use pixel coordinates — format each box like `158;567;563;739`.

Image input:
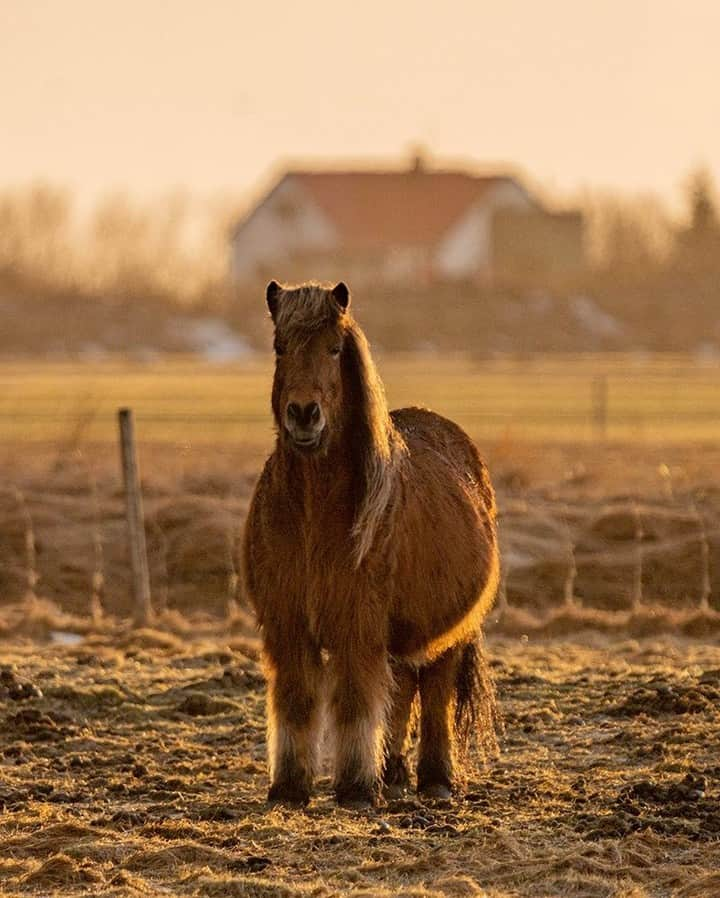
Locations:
391;560;498;661
388;562;497;661
388;498;498;661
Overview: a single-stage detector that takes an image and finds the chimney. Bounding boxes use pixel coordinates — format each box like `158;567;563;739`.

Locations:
409;145;428;174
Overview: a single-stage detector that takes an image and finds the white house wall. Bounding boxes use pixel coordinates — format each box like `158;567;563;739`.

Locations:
435;179;533;280
230;178;338;283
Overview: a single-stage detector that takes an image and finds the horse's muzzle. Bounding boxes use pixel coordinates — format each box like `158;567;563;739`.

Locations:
285;401;326;452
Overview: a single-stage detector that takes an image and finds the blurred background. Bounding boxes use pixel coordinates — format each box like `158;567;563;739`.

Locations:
1;0;720;630
2;2;720;439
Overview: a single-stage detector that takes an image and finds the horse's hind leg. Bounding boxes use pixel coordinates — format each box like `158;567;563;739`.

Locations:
417;645;462;799
265;637;323;806
382;661;418;798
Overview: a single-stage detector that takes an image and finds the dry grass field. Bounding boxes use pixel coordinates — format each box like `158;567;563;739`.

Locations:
1;355;720;898
0;353;719;447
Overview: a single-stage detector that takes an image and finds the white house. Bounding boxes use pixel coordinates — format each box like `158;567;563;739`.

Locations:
229;155;568;287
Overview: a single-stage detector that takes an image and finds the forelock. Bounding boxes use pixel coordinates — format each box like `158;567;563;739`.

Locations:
274;283;339;342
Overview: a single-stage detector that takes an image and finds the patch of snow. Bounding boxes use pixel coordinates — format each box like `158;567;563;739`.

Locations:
527;292;555;315
50;630;84;646
129;345;162;363
694;342;720;364
570;295;624;339
413;340;439;354
78;342;109;361
169;317;253;362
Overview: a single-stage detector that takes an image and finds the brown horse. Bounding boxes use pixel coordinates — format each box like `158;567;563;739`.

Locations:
243;281;500;808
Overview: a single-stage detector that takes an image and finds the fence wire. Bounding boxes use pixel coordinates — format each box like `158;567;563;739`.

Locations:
1;465;718;636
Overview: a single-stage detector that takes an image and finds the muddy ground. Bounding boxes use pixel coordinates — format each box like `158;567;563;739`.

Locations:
1;627;719;898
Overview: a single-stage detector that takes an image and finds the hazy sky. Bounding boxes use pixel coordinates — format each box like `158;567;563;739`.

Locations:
2;0;719;211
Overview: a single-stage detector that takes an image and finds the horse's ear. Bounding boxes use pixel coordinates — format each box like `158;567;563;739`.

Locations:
331;282;350;312
266;280;281;321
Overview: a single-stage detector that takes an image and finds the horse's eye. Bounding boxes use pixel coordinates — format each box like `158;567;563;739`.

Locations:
329;346;341;358
274;343;285;357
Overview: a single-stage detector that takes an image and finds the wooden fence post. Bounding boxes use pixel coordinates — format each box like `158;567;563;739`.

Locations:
118;408;153;626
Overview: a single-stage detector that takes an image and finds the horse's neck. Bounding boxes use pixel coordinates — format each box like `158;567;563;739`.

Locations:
275;422;393;520
277;440;355;515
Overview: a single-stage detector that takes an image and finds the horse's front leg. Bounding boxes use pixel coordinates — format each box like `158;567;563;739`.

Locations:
330;647;390;808
264;634;323;806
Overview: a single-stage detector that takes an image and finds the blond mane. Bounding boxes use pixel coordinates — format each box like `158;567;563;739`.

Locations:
342;322;406;567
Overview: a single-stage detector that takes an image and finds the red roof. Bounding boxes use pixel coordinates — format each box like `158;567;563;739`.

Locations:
287;170;519;249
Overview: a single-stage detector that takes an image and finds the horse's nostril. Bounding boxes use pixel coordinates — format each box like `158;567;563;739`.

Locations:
287;401;322;430
307;402;321;425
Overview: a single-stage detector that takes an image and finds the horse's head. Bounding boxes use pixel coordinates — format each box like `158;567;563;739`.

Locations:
266;280;351;454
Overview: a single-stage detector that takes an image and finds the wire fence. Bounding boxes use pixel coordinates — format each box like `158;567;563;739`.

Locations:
0;355;719;637
1;460;719;639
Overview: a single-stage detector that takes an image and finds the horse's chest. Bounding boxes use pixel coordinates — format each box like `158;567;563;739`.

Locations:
279;516;349;580
295;535;381;647
264;498;385;647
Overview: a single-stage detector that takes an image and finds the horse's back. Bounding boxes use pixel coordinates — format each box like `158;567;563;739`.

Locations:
391;406;495;518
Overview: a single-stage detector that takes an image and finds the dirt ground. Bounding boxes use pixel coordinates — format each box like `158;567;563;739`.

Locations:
1;441;720;897
0;627;718;898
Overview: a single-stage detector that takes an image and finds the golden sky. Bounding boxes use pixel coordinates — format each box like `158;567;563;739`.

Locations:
2;0;719;208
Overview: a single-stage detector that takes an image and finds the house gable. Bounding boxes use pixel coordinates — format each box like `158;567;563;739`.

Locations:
230;175;338;283
435;178;536;280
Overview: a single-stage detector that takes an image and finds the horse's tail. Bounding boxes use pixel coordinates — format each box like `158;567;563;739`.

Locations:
454;637;503;762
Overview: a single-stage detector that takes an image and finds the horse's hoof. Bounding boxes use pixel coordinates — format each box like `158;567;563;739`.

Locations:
418;783;453;801
382;754;410;800
383;782;408;800
339;796;375;810
267;782;310;807
335;784;378;810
